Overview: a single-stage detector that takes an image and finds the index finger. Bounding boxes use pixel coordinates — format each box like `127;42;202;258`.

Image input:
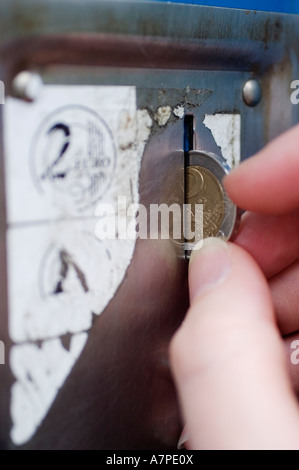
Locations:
224;124;299;214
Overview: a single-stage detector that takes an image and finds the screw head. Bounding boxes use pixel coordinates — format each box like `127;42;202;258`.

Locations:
243;78;262;107
12;71;43;102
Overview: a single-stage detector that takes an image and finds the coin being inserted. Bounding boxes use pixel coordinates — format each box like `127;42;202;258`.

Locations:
185;150;241;256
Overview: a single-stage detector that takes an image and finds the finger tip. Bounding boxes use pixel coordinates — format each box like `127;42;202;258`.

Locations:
188;238;231;301
189;237;229;267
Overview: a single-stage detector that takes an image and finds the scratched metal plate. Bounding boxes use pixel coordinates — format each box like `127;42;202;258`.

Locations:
0;0;299;450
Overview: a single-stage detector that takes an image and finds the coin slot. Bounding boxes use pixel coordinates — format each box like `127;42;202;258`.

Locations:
184;114;194;154
184;114;195;258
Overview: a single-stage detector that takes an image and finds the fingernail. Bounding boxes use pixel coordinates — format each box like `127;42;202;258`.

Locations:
189;237;231;301
177;427;189;450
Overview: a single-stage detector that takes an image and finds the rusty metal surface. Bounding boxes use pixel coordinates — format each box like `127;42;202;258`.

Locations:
0;0;299;450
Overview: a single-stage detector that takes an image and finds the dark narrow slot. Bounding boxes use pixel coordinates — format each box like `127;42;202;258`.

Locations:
184;114;194;155
184;115;194;259
184;114;194;192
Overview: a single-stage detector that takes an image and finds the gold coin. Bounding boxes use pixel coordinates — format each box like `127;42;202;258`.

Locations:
186;165;225;240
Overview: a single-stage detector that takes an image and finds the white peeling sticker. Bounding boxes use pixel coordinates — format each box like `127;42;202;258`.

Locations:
10;333;88;446
173;105;184;119
203;114;241;168
4;86;152;445
154;106;172;127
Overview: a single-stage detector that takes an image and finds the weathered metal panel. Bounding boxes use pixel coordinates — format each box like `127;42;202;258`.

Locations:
0;0;298;450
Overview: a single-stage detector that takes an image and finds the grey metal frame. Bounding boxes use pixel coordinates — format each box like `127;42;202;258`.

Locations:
0;0;299;450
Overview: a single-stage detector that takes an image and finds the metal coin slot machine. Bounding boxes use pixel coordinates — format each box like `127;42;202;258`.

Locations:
0;0;299;450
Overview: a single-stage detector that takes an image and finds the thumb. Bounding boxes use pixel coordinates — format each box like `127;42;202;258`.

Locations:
170;238;299;450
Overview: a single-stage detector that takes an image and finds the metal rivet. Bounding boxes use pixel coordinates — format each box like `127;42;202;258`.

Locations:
242;78;262;107
12;71;43;102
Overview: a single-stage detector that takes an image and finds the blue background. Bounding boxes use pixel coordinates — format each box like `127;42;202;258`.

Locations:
150;0;299;14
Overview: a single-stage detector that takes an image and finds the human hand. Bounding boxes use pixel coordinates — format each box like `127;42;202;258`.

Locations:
170;124;299;450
